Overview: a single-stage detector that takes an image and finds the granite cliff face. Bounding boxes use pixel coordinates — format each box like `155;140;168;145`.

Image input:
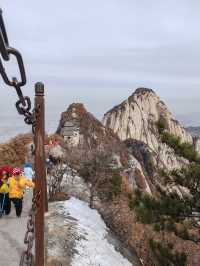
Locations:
56;103;129;166
57;103;123;149
103;88;192;149
103;88;193;171
56;103;152;195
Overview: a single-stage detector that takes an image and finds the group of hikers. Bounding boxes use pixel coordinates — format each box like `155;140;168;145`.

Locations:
0;163;34;218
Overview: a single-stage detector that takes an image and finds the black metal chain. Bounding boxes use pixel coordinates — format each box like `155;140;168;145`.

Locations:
0;8;9;61
0;9;35;133
19;191;41;266
0;9;39;265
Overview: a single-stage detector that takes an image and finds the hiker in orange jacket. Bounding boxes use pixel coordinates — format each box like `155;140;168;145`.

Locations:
9;168;35;217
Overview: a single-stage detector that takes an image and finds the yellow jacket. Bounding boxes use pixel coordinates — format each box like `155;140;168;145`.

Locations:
0;181;9;194
9;175;35;199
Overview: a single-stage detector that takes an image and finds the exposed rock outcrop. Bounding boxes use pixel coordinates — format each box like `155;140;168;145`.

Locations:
56;103;153;194
125;138;189;174
103;88;192;151
103;88;193;171
57;103;120;148
57;103;130;167
61;167;91;203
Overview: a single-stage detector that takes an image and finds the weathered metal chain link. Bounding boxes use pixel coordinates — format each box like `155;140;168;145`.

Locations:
0;9;35;133
19;191;41;266
0;9;39;265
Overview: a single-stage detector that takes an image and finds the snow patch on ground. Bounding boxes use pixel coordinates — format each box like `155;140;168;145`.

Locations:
64;197;133;266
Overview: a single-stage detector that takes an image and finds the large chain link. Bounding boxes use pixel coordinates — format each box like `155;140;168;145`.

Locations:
0;9;39;265
19;191;41;266
0;9;35;133
0;8;9;61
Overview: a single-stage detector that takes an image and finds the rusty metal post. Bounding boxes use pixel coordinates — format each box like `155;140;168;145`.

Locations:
34;82;47;266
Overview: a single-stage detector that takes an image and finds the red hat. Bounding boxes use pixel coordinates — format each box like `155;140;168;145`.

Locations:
0;166;13;177
12;167;22;175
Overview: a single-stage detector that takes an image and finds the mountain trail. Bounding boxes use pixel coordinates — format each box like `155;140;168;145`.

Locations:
0;192;32;266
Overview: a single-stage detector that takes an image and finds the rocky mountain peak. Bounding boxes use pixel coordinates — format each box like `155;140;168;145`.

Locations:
56;102;129;166
128;87;158;102
103;88;194;171
57;102;105;145
103;88;192;149
133;87;156;96
57;102;105;135
105;88;158;117
60;103;88;119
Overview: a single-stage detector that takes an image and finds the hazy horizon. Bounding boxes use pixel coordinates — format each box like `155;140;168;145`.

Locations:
0;87;199;143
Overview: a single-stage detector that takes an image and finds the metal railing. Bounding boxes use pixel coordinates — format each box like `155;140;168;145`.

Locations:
0;9;47;266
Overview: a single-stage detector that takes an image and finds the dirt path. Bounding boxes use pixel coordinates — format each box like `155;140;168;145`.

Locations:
0;192;32;266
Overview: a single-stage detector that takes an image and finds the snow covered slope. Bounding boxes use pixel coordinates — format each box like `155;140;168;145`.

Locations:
46;197;139;266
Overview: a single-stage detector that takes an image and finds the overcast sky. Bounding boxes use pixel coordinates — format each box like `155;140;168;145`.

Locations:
0;0;200;139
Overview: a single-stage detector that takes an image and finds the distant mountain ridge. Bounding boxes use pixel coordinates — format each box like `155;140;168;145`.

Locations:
187;126;200;137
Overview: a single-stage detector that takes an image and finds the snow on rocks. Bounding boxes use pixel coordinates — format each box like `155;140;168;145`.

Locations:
66;197;136;266
46;197;138;266
61;167;91;202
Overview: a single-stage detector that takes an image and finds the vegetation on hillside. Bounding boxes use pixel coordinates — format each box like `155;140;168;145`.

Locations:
149;239;187;266
170;164;200;211
156;117;200;162
156;118;167;135
161;132;200;162
129;183;200;243
0;133;32;167
111;170;122;198
129;190;189;225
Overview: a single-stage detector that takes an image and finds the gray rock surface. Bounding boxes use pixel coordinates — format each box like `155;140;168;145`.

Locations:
103;88;192;171
103;88;193;150
61;167;91;203
45;202;77;266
